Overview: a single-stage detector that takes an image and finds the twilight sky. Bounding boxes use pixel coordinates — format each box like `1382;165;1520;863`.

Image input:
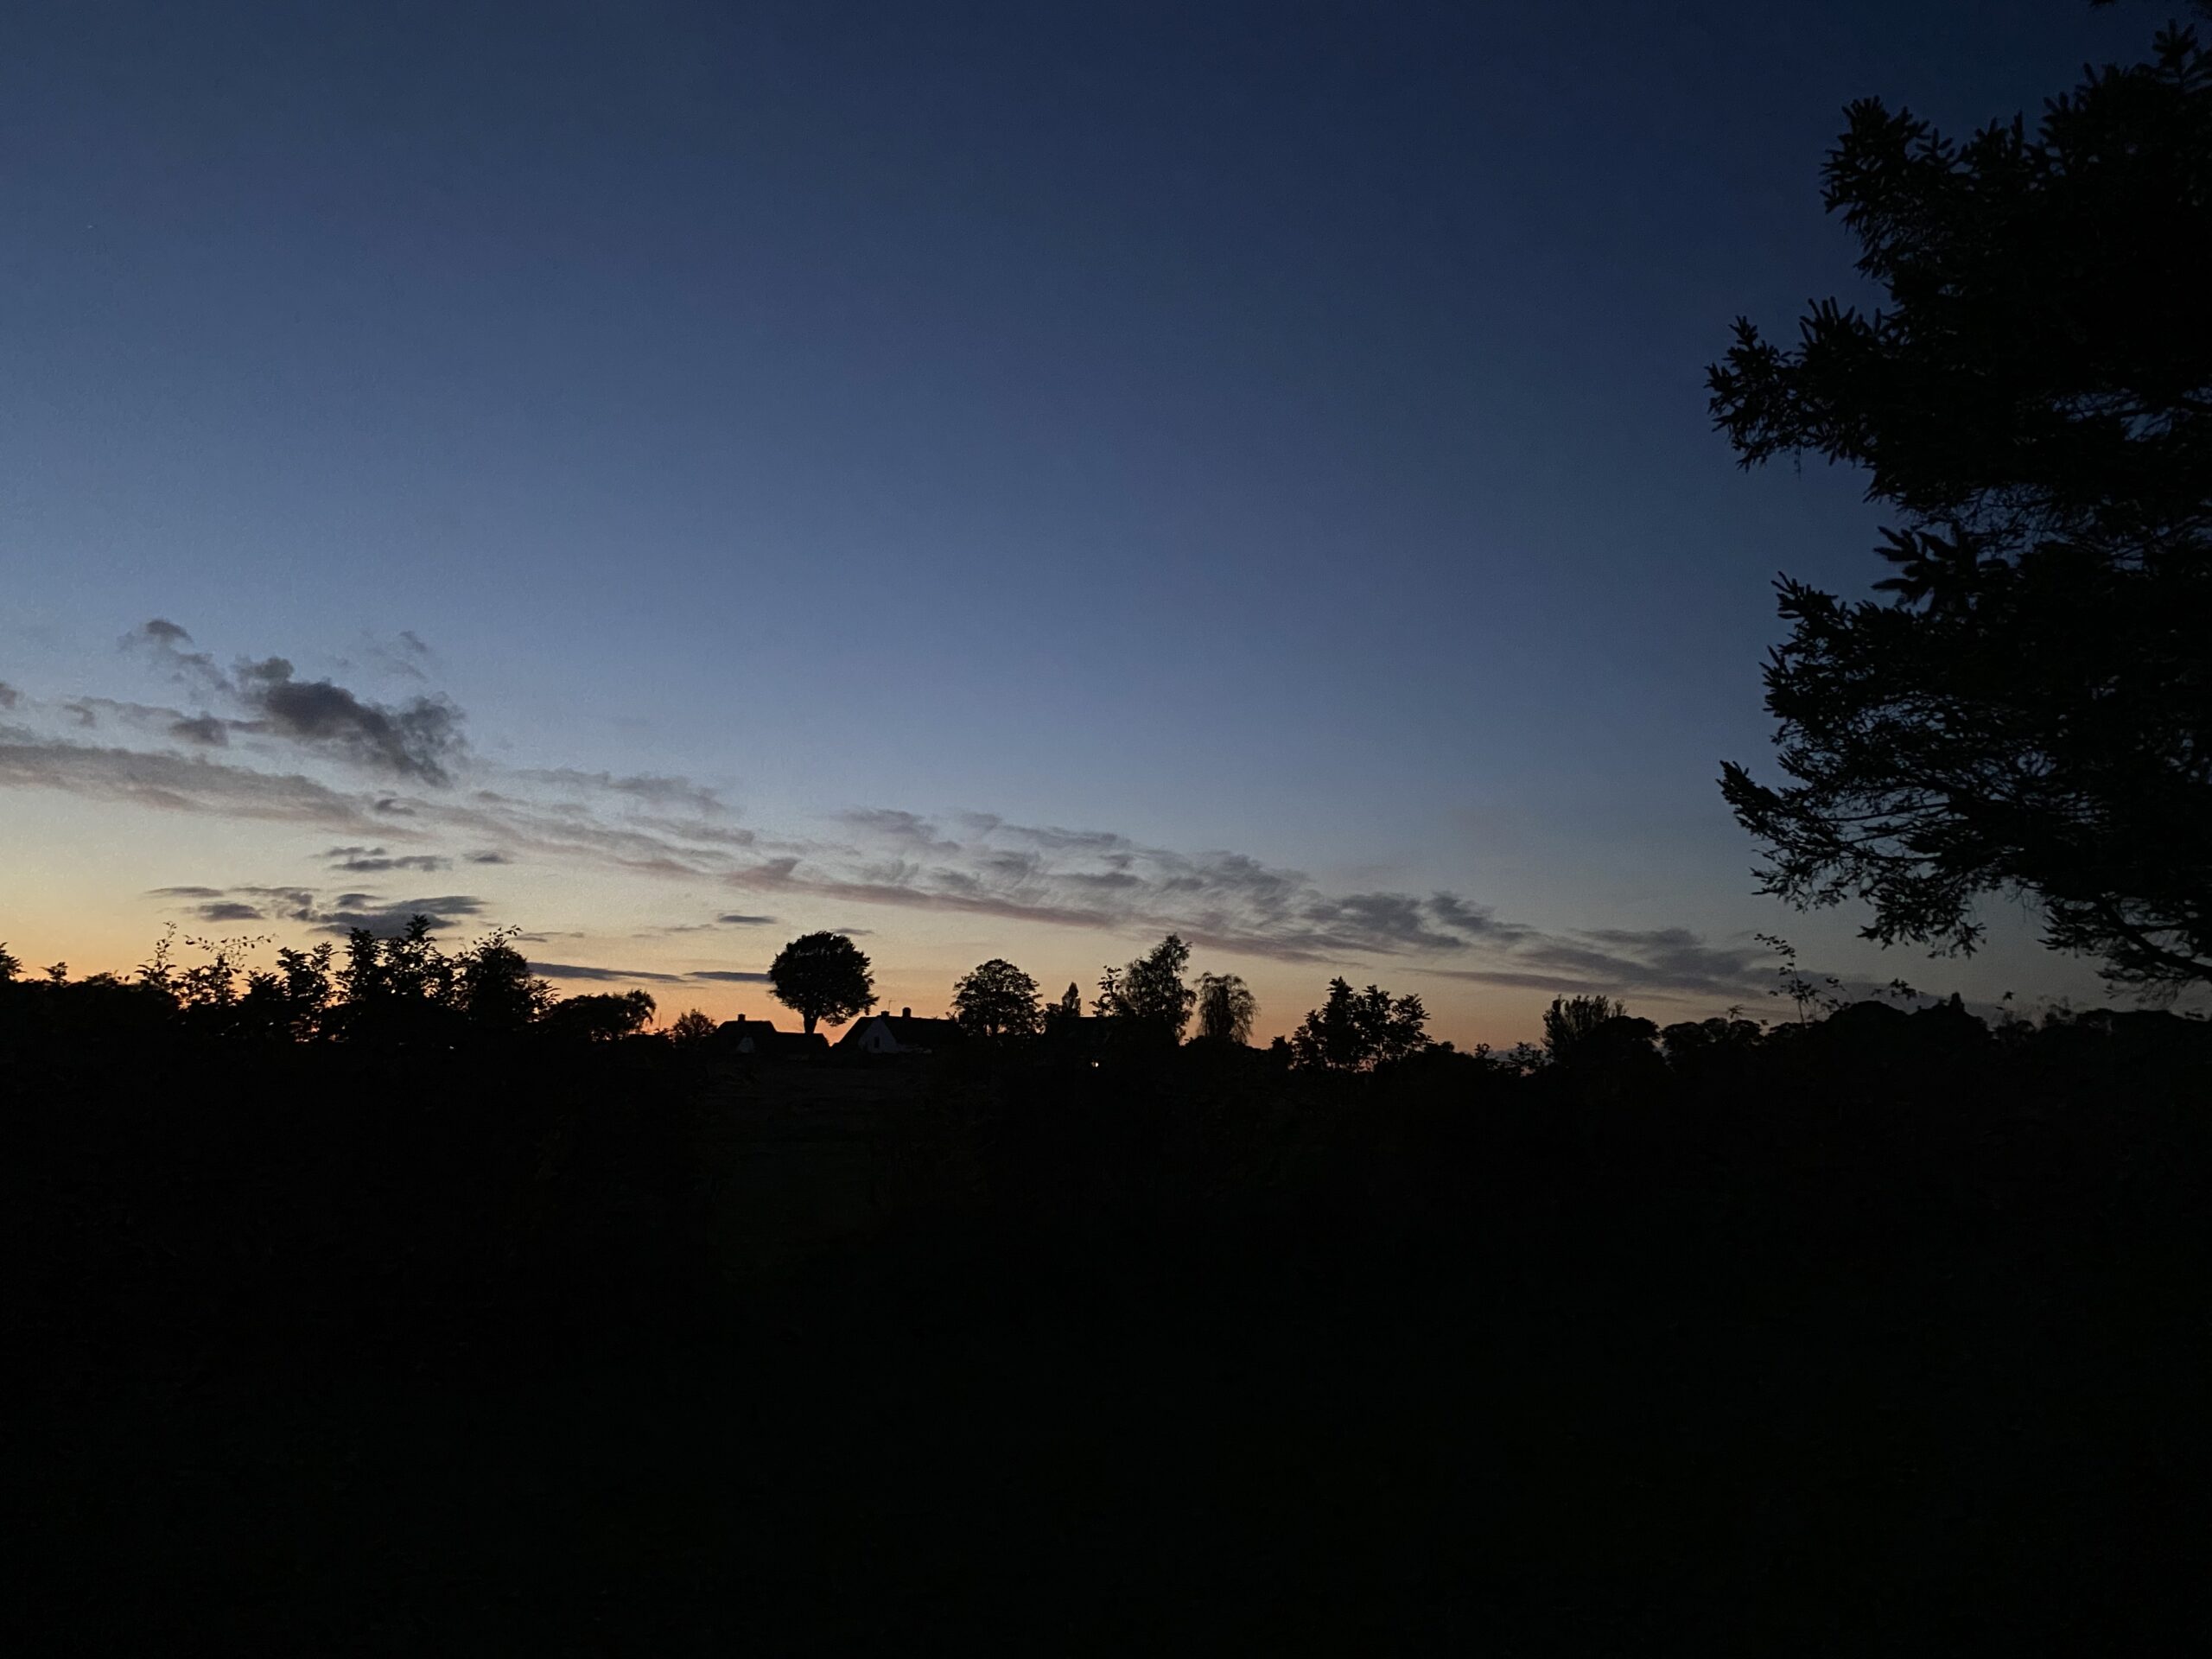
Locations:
0;1;2157;1043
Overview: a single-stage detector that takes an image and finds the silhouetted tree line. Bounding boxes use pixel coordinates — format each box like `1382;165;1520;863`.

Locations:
13;911;2211;1653
0;921;661;1051
10;915;2210;1087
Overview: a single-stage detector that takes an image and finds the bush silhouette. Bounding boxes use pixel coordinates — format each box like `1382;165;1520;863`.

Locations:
951;957;1042;1040
1289;978;1432;1071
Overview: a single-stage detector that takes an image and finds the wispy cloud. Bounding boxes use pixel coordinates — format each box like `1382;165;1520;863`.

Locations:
124;620;466;783
4;738;392;833
227;887;321;921
1414;925;1775;999
0;732;751;886
193;900;268;923
516;767;728;817
531;961;690;984
312;893;490;935
125;618;228;696
149;880;489;937
321;844;451;874
528;961;769;986
12;627;1780;1004
711;810;1778;998
232;656;463;783
364;629;435;682
730;813;1521;965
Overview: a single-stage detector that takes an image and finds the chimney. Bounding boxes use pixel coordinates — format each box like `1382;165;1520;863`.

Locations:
901;1007;912;1019
736;1013;745;1023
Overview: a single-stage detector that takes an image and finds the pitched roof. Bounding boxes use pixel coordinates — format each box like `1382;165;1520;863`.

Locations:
710;1017;825;1056
713;1016;782;1042
837;1012;963;1049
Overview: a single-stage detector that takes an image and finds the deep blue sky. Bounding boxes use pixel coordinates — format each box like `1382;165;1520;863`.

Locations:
0;2;2158;1036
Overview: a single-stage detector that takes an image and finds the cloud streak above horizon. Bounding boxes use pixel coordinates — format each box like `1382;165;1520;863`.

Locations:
4;622;1780;1001
531;962;772;986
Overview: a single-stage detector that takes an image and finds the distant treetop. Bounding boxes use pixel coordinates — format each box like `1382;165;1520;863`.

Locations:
767;931;876;1034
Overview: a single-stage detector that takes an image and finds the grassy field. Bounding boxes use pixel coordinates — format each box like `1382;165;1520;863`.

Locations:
13;1038;2209;1650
